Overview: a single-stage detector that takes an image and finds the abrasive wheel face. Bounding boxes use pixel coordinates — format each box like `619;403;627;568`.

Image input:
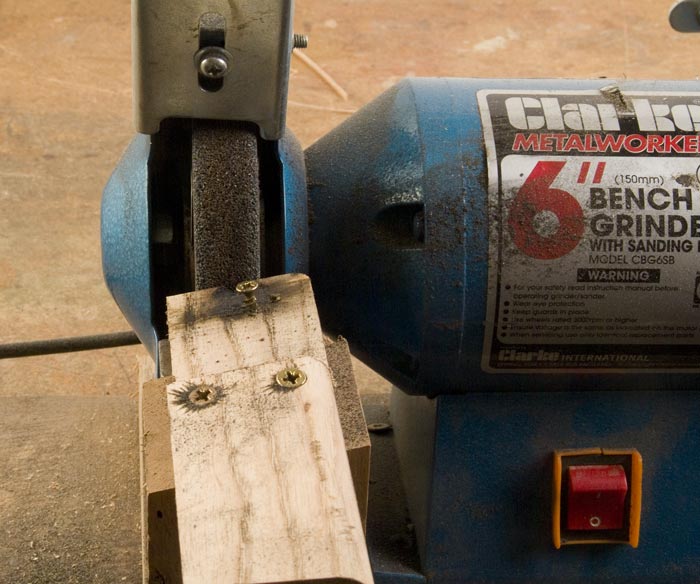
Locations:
191;120;262;290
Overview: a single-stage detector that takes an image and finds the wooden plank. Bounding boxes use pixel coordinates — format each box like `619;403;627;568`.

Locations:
158;339;173;377
325;337;371;531
139;361;181;584
137;356;153;584
167;273;326;379
166;274;374;584
139;339;371;583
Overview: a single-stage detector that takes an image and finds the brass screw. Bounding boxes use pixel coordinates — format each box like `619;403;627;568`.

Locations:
191;386;213;404
275;367;307;389
171;383;220;411
270;294;281;303
235;280;259;304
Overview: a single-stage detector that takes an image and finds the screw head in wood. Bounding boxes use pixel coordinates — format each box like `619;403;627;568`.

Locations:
275;367;307;389
172;383;220;411
235;280;259;304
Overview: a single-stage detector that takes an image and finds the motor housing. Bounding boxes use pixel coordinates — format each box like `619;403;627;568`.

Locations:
307;78;700;395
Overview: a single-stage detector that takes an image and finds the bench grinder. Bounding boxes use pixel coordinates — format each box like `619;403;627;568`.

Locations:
102;1;700;581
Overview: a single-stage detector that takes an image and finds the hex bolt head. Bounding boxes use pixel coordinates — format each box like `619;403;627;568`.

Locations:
275;367;307;389
194;47;232;79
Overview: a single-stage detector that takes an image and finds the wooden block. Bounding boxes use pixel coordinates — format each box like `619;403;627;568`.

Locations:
325;337;371;530
140;372;181;584
138;339;371;583
165;274;374;584
167;274;326;379
158;339;173;377
139;356;181;584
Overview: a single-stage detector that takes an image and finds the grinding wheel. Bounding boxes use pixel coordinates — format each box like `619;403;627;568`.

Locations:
191;120;262;290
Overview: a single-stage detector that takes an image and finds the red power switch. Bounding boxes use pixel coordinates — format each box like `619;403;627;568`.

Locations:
567;465;628;531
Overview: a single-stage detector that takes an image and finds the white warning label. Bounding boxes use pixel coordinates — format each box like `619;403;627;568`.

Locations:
478;89;700;372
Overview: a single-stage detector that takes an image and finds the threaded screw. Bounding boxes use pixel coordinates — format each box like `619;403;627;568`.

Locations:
293;34;308;49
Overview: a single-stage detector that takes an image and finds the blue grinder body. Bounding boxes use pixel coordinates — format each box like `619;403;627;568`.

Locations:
101;77;700;582
305;78;700;583
306;77;700;396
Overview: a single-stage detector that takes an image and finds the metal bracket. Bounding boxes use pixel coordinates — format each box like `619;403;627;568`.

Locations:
133;0;294;139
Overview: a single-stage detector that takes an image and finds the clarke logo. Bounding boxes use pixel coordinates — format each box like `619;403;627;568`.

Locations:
497;349;561;362
504;96;700;133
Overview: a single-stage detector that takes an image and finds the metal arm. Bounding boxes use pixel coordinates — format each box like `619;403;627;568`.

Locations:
133;0;294;139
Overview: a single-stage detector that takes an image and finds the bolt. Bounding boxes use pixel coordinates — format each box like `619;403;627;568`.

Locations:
275;367;307;389
270;294;281;303
200;55;227;78
293;34;309;49
195;47;232;79
235;280;259;304
589;516;601;528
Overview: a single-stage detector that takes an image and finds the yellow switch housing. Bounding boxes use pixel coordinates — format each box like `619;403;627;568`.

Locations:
552;448;642;549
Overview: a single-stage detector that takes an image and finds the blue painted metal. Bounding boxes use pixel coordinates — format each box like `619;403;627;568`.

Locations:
305;80;700;580
306;82;426;392
390;388;700;583
101;129;308;363
278;130;309;274
306;77;700;396
101;134;158;359
364;395;428;584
